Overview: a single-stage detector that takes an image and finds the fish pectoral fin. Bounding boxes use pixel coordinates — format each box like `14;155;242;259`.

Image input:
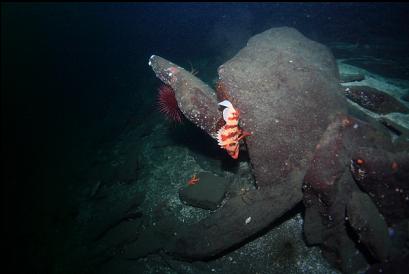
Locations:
237;130;252;141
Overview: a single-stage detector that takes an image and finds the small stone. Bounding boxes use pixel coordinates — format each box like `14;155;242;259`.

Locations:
179;172;228;210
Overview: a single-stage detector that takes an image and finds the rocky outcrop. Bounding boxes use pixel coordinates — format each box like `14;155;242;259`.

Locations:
303;115;409;272
148;27;409;272
302;116;369;272
343;85;409;114
167;178;302;259
149;27;347;260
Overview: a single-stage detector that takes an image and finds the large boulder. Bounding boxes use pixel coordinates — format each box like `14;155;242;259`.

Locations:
217;27;347;187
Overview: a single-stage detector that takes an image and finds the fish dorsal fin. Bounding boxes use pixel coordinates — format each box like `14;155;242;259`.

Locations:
223;108;232;122
218;100;233;109
218;100;235;122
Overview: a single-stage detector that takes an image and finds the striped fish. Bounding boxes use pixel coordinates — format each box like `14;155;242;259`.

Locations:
216;100;251;159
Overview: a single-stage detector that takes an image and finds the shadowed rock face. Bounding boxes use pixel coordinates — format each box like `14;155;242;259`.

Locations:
217;27;347;187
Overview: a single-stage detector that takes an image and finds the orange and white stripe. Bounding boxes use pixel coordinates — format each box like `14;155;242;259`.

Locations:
216;100;251;159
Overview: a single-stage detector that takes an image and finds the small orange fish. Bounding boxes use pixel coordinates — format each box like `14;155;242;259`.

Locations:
216;100;251;159
187;174;200;186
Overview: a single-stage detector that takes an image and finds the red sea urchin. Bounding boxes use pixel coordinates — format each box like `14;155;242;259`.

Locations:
157;84;183;123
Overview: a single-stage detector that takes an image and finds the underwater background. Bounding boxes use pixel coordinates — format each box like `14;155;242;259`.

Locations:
2;3;409;274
